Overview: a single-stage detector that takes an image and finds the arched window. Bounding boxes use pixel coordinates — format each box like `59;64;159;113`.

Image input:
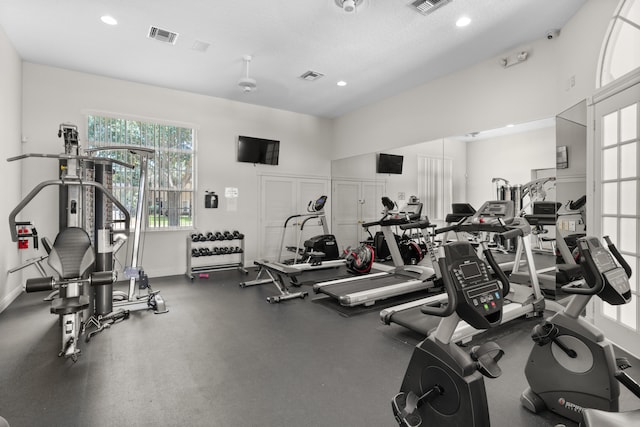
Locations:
598;0;640;87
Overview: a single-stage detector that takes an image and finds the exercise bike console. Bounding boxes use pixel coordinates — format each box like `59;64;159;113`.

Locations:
437;242;504;329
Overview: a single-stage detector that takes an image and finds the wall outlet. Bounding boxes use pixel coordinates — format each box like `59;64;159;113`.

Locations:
569;220;576;232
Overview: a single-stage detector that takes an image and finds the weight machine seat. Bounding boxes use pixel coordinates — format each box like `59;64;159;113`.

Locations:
48;227;95;280
581;408;640;427
50;295;90;315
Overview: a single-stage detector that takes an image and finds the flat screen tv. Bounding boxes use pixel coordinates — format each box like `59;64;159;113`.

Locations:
377;153;403;174
237;135;280;165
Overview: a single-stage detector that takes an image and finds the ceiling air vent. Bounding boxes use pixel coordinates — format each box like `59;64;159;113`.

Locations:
148;26;179;44
299;70;325;81
411;0;453;15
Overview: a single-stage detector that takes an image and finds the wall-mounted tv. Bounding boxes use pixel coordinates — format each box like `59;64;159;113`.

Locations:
237;135;280;165
377;153;403;174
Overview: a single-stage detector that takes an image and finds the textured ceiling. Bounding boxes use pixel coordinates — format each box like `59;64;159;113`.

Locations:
0;0;586;118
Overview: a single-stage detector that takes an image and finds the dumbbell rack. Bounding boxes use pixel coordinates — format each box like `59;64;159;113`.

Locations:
186;232;248;280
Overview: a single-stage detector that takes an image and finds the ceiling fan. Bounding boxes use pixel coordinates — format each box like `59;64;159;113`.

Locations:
238;55;257;93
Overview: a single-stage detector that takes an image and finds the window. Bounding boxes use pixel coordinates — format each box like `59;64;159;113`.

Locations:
418;156;453;222
598;0;640;87
87;114;195;230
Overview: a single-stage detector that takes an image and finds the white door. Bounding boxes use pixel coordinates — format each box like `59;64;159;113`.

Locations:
331;179;386;251
259;175;329;261
592;79;640;355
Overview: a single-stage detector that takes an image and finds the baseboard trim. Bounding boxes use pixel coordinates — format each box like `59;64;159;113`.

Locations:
0;285;23;314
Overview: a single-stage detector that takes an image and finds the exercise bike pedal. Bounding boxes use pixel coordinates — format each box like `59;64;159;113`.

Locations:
392;392;422;427
470;341;504;379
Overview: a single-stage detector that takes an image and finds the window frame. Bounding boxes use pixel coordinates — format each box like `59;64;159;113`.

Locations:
85;112;197;231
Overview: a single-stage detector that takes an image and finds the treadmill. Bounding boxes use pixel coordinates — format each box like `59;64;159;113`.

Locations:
313;197;438;307
510;201;562;296
380;200;565;343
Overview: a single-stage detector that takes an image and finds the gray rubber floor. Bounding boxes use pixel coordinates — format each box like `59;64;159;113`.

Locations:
0;268;638;427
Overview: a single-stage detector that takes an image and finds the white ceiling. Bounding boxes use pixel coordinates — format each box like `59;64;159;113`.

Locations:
0;0;586;119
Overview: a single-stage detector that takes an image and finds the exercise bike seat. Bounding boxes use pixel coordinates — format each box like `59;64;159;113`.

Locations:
581;408;640;426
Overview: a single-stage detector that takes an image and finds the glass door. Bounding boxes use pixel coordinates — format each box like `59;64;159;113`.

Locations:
592;79;640;354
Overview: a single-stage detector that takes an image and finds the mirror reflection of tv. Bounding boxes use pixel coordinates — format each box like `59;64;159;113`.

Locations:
377;153;403;174
237;135;280;165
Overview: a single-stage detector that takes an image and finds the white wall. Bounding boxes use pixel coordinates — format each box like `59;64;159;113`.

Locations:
331;0;618;161
0;25;23;312
465;126;556;210
21;63;332;278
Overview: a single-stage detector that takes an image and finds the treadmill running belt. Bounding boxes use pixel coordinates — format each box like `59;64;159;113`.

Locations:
318;273;425;299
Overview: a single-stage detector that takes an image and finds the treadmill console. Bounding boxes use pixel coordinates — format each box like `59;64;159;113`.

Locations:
443;242;503;328
473;200;515;224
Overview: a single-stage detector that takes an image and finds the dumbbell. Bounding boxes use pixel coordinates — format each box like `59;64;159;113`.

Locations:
212;247;221;255
214;231;224;241
223;231;234;240
235;246;243;253
206;232;215;241
198;233;207;242
191;233;200;242
191;248;200;257
198;248;209;256
232;230;244;240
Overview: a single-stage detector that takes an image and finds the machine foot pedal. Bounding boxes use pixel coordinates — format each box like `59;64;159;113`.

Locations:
470;341;504;378
392;392;422;427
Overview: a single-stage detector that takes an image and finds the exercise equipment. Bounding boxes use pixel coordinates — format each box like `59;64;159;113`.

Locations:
7;124;168;362
380;200;564;343
276;195;340;265
242;260;309;303
521;235;639;423
313;197;438;307
24;227;122;361
240;196;347;302
392;239;508;426
509;201;561;297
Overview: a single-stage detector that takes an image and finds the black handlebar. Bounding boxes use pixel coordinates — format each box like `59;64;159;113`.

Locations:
500;228;522;240
398;220;431;230
421;258;458;317
604;235;632;279
561;240;604;295
482;246;510;296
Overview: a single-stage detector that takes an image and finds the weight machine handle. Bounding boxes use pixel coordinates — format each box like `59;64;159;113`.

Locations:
421;257;457;317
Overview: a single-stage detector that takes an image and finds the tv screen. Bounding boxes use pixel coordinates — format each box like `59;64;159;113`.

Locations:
237;136;280;165
377;153;403;174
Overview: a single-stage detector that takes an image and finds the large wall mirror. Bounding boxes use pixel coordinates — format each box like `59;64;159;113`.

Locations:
555;100;587;241
330;117;561;251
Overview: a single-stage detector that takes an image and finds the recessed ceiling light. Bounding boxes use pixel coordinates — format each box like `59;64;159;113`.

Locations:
456;16;471;27
337;81;347;87
100;15;118;26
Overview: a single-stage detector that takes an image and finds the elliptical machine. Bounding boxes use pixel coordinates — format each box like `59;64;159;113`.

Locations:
521;235;639;423
392;238;510;426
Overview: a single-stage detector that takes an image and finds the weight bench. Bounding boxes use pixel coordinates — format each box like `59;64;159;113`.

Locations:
239;260;308;303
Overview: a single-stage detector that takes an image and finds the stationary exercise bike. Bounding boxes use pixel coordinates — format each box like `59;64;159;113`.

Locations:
521;235;640;424
392;239;510;426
